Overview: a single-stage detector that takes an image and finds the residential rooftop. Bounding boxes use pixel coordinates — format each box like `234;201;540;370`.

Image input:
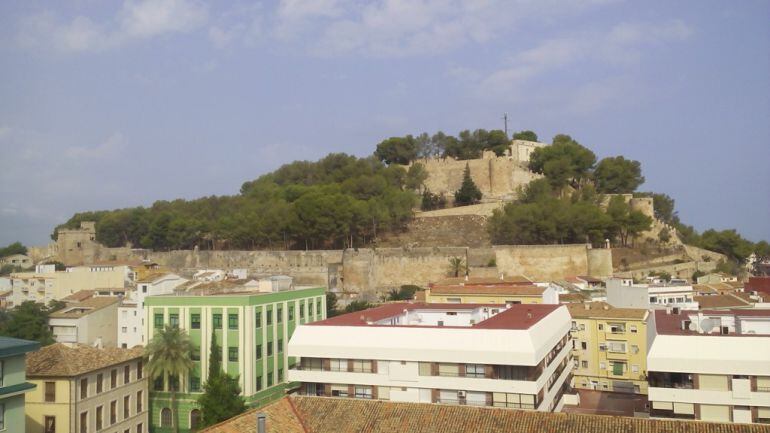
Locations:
49;296;119;319
308;302;560;330
26;343;143;377
692;294;751;309
654;308;770;336
429;284;545;296
566;302;648;320
431;275;533;286
0;336;40;358
200;396;770;433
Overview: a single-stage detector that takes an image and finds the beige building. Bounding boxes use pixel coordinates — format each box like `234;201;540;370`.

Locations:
25;343;148;433
567;302;650;394
49;297;120;347
10;264;130;307
0;253;33;268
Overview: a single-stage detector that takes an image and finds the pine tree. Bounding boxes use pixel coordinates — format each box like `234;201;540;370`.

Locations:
454;163;482;206
198;333;246;429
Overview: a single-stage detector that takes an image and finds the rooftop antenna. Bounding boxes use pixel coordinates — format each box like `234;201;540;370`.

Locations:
502;113;509;137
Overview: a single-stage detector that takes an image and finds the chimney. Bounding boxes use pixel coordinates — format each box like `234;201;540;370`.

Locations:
256;412;266;433
526;309;532;319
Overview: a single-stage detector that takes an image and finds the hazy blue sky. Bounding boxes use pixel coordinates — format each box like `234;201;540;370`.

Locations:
1;0;768;246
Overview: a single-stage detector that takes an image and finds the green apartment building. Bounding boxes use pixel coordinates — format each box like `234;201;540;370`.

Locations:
0;336;40;432
144;286;325;432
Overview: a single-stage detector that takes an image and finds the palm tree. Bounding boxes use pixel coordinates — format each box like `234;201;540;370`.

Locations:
448;256;467;278
145;324;194;433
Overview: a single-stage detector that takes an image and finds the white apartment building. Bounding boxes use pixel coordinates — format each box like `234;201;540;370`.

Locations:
117;273;187;348
647;309;770;424
606;278;698;311
288;303;573;412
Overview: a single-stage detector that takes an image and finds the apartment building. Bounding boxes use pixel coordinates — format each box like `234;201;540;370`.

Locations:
606;279;698;310
49;296;120;347
0;337;40;433
567;302;650;394
25;344;148;433
288;303;573;412
9;264;130;307
144;286;325;432
647;309;770;424
118;273;187;348
425;276;558;305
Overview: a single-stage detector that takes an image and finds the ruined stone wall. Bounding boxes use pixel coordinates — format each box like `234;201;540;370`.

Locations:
494;244;611;280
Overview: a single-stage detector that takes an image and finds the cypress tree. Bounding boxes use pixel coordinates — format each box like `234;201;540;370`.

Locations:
198;332;246;428
454;163;482;206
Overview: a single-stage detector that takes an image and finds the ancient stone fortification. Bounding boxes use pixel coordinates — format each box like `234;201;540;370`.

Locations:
406;140;546;202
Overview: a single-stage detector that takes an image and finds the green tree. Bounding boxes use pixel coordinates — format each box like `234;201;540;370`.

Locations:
529;134;596;191
375;136;419;165
593;156;645;193
512;130;538;141
198;333;246;429
344;300;374;314
448;257;467;278
387;285;421;301
0;301;57;345
405;163;428;191
606;196;652;247
755;241;770;261
0;241;27;257
454;164;482;206
326;292;339;318
692;270;706;282
145;325;194;433
658;228;671;244
700;229;754;263
636;192;678;224
421;190;446;211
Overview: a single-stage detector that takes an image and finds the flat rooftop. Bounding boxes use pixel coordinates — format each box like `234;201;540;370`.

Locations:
309;302;560;330
430;285;545;296
654;308;770;336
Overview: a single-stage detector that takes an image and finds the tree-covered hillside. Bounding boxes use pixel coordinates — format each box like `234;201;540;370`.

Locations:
54;129;768;269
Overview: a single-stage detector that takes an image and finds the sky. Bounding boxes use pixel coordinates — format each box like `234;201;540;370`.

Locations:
0;0;768;247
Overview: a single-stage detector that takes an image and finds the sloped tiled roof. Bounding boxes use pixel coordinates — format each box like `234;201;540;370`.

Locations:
202;396;770;433
49;296;119;319
62;289;96;302
26;343;143;377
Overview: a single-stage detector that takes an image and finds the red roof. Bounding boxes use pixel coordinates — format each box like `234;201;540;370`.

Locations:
310;302;559;330
654;309;770;336
747;276;770;295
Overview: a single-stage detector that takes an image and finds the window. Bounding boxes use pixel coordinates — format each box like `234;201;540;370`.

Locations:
331;384;349;397
110;400;117;425
581;342;587;350
581;360;589;369
170;313;179;328
255;311;262;328
355;385;373;399
228;313;238;329
571;321;578;331
256;344;263;359
607;341;626;353
45;381;56;402
278;368;284;381
351;359;372;373
160;408;172;427
612;362;625;376
632;364;639;373
124;365;130;384
96;406;103;430
465;364;485;378
267;374;274;387
599;362;606;370
79;412;87;433
447;297;461;303
267;342;273;356
300;304;305;319
630;325;638;333
579;323;585;331
137;423;143;433
190;376;200;392
256;376;262;391
228;347;238;362
80;378;88;399
44;415;56;433
124;395;130;419
278;339;283;353
598;343;607;352
190;409;201;430
309;302;314;316
609;323;626;334
154;313;163;328
598;324;604;331
213;313;222;328
191;347;200;361
267;310;273;325
111;369;118;388
289;306;295;321
137;361;143;379
153;376;164;391
317;300;322;316
191;313;201;329
631;345;639;354
277;307;283;323
136;391;143;412
0;361;3;386
169;375;179;392
97;373;104;393
122;327;127;333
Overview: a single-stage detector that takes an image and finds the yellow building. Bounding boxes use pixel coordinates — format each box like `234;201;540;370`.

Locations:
425;276;558;305
25;343;148;433
567;302;650;394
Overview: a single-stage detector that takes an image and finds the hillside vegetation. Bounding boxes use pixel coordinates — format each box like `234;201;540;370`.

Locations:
54;129;768;270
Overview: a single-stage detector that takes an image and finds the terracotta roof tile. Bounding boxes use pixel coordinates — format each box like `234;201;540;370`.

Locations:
27;343;143;377
693;294;750;309
203;396;770;433
49;296;119;319
62;289;96;302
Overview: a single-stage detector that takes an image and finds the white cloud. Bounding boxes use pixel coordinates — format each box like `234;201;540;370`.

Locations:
17;0;208;53
65;132;127;160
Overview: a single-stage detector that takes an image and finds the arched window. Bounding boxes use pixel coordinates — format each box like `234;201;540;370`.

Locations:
160;408;172;427
190;409;201;430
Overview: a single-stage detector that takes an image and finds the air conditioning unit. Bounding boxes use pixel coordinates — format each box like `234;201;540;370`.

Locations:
457;391;467;398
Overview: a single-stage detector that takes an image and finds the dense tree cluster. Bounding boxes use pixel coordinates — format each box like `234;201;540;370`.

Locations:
54;154;417;251
0;300;66;345
0;241;27;258
375;128;528;163
488;180;652;247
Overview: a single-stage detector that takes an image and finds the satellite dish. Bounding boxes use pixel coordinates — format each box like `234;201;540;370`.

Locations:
687;321;697;331
700;318;717;333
